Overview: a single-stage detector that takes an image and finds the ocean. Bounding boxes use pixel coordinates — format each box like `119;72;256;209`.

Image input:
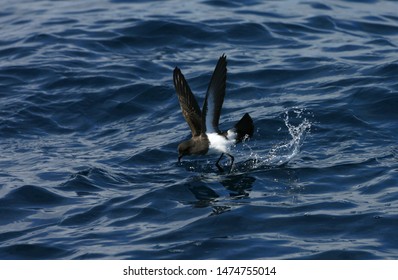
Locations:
0;0;397;259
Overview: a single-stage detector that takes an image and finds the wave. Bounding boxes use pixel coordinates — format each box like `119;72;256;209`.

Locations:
1;0;398;260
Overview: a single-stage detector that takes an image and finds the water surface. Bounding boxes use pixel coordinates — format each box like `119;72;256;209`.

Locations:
1;0;398;259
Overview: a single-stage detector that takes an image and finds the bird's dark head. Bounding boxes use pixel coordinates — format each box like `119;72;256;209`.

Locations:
177;140;194;162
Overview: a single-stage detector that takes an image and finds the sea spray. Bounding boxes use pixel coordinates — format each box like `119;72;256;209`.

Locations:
235;108;312;171
264;108;312;166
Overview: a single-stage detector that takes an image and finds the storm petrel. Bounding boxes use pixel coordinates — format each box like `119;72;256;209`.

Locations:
173;54;254;172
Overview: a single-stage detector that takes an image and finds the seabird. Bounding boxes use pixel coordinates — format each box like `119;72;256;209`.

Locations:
173;54;254;172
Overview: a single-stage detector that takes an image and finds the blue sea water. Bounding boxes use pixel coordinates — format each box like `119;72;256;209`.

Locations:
1;0;398;260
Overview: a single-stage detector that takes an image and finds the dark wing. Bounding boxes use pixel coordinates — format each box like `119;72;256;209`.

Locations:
202;54;227;134
173;67;202;137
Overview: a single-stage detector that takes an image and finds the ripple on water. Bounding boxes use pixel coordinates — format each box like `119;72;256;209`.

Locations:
1;0;398;260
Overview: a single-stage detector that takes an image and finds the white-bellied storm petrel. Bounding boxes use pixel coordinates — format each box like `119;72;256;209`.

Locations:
173;54;254;172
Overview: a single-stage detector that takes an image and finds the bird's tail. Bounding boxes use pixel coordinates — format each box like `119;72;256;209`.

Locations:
234;113;254;142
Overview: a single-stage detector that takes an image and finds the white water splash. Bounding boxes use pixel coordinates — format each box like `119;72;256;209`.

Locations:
266;109;311;166
238;108;312;170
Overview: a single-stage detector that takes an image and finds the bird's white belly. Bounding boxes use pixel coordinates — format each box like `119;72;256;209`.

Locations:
207;131;236;154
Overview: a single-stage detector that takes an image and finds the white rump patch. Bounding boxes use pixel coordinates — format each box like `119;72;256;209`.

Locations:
207;132;235;154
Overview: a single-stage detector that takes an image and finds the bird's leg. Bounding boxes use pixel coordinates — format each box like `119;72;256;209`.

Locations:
215;153;235;173
215;153;225;172
226;153;235;173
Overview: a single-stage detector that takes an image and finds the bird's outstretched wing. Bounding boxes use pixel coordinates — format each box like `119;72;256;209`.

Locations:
202;54;227;134
173;67;202;137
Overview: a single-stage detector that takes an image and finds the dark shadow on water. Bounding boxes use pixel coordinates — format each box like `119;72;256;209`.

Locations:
187;172;255;200
189;184;219;203
180;160;257;215
220;173;256;198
